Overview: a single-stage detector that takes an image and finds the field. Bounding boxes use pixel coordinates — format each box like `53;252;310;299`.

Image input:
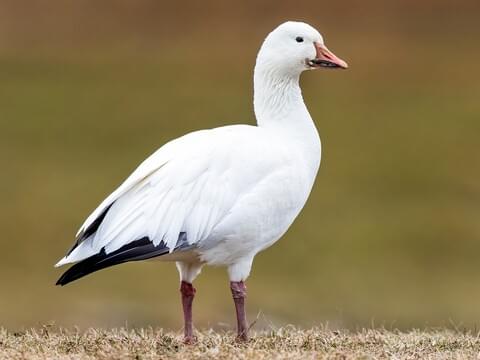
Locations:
1;0;480;335
2;326;479;359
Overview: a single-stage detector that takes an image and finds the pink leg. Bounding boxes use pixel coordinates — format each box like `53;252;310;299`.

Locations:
230;281;249;341
180;281;196;344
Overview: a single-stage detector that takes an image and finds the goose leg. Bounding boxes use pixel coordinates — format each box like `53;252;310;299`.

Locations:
230;280;248;341
176;261;203;344
180;281;196;344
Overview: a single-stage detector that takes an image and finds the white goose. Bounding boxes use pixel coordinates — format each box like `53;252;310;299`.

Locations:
55;21;348;342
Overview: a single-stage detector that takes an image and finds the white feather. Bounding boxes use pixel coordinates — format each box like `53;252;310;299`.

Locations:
55;21;348;284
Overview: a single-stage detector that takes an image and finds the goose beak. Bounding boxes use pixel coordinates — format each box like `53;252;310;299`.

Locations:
309;42;348;69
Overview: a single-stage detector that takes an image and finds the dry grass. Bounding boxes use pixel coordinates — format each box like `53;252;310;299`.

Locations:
1;326;480;359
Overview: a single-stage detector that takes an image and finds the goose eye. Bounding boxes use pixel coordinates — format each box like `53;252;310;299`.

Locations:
295;36;304;43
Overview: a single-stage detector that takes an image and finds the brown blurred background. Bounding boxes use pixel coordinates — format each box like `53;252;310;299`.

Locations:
0;0;479;331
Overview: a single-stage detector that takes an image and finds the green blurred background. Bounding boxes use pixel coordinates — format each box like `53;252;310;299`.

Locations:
1;0;479;331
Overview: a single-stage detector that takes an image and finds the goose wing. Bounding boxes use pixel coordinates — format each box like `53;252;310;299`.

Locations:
55;128;242;269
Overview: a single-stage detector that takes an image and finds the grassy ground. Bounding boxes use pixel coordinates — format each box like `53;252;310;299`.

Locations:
1;326;479;359
1;1;480;331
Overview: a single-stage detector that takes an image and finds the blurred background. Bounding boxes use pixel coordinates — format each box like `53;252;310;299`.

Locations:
1;0;479;331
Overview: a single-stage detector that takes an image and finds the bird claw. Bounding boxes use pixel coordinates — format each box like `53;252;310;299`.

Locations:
183;335;197;345
235;333;249;343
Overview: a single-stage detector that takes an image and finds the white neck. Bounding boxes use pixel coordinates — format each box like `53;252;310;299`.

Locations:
253;62;321;179
254;66;305;127
253;61;319;139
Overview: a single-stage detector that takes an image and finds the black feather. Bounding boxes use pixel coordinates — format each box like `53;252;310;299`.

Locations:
56;236;171;286
66;202;115;256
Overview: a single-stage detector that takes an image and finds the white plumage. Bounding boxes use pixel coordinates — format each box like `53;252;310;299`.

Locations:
55;21;347;342
56;124;315;279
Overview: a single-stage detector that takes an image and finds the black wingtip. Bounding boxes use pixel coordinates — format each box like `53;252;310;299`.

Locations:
55;250;107;286
55;268;86;286
55;237;173;286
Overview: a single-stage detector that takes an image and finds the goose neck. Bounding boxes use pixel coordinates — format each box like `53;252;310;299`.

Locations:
253;67;309;129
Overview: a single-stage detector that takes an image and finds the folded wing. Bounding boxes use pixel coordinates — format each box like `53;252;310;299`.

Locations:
55;129;239;278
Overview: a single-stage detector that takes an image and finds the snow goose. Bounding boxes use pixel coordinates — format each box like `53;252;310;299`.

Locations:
55;21;348;342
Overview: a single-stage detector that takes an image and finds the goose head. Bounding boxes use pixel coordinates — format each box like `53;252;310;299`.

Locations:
256;21;348;77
